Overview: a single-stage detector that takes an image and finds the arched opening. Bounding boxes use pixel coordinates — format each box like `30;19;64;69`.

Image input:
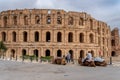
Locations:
13;16;17;25
3;16;7;27
57;50;62;57
11;49;15;58
69;50;73;61
12;31;16;42
34;31;39;42
24;16;28;25
89;33;94;43
111;40;115;46
68;32;73;42
79;18;84;26
45;49;50;56
34;49;39;57
2;32;6;42
46;16;51;24
35;15;40;24
90;19;93;29
79;33;84;43
91;50;94;57
23;31;27;42
98;37;100;45
68;17;73;25
97;27;100;35
103;37;105;44
102;29;104;35
57;32;62;42
57;16;62;24
80;50;84;58
111;51;116;57
46;32;51;42
22;49;26;56
48;10;51;14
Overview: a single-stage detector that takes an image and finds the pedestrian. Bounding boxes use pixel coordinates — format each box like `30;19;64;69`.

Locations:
66;52;71;63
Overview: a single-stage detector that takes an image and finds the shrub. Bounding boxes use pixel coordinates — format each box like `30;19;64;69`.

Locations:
41;56;53;62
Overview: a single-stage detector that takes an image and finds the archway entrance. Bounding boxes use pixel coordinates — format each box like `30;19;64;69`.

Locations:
22;49;26;56
69;50;73;61
34;49;38;57
57;50;62;57
46;32;51;42
80;50;84;58
11;49;15;60
45;49;50;56
111;51;116;57
22;49;26;61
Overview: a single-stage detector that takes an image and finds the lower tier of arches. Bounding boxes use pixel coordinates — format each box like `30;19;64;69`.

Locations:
3;46;111;60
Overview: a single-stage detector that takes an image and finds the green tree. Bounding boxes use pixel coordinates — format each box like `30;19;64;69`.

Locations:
0;41;7;59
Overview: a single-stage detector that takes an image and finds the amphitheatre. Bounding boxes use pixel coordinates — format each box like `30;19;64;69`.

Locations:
0;9;119;62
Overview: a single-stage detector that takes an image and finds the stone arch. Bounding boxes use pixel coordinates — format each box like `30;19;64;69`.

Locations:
111;40;115;46
111;51;116;57
57;11;61;14
57;50;62;57
45;49;50;56
12;31;16;42
46;16;51;24
79;18;84;26
22;49;26;56
24;15;28;25
1;32;6;42
3;16;7;27
90;19;93;29
102;28;105;35
46;31;51;42
80;50;84;58
23;31;27;42
91;50;94;57
34;31;39;42
57;16;62;24
48;10;51;14
68;32;73;42
97;27;100;35
103;37;105;44
69;50;73;60
33;49;39;57
79;33;84;43
13;16;17;25
35;15;40;24
89;33;94;43
57;32;62;42
11;49;15;58
68;16;73;25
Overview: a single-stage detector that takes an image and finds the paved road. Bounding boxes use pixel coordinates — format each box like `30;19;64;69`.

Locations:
0;60;120;80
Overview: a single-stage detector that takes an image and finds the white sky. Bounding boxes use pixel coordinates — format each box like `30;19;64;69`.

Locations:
0;0;120;30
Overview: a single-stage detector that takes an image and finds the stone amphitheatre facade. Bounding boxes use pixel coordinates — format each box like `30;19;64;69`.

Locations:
0;9;115;61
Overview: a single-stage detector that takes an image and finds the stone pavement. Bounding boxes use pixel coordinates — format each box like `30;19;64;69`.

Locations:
0;60;120;80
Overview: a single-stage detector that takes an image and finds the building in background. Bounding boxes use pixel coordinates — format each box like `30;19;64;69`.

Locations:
111;28;120;57
0;9;114;60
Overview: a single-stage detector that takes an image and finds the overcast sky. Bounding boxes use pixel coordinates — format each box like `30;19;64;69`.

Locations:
0;0;120;30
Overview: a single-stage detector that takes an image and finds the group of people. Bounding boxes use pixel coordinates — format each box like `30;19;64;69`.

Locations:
83;51;105;63
63;52;72;63
63;51;105;64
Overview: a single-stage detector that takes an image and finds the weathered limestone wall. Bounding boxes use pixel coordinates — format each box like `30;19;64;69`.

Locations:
0;9;111;60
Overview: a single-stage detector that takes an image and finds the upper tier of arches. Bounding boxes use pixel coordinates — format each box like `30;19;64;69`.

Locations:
0;9;110;31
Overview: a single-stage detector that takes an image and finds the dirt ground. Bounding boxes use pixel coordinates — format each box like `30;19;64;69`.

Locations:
0;60;120;80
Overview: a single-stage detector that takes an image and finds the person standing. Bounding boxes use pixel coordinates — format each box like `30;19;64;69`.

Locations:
66;52;71;63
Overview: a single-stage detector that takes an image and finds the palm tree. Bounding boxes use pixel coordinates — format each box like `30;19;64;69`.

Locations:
0;41;7;59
